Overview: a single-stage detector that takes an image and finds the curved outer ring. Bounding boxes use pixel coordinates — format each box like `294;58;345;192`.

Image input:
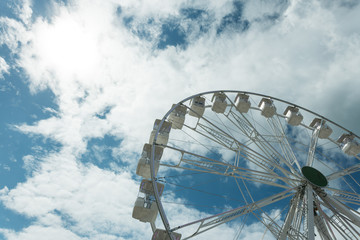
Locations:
149;90;359;239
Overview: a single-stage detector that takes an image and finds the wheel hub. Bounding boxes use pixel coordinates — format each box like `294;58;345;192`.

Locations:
301;166;328;187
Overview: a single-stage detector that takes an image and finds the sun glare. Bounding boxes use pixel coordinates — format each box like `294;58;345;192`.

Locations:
37;16;99;78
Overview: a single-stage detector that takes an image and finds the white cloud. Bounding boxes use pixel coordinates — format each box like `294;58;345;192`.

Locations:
22;154;39;173
11;0;33;26
118;0;234;21
0;17;29;53
0;57;10;79
0;225;85;240
13;0;360;149
1;0;360;239
0;149;150;239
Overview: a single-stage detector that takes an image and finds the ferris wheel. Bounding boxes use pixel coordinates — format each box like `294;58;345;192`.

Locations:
132;90;360;240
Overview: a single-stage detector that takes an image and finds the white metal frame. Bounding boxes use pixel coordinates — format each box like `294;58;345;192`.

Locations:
147;90;360;240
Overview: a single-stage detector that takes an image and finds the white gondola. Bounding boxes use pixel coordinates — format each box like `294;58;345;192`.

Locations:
152;229;182;240
188;96;205;117
132;197;158;223
211;92;227;114
283;106;303;126
168;104;187;129
259;98;276;118
132;180;164;223
140;179;164;196
309;118;333;139
136;143;164;179
149;119;172;146
234;93;251;113
337;134;360;156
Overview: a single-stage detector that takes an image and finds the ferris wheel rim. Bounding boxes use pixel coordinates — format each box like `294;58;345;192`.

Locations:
149;90;360;240
155;90;359;138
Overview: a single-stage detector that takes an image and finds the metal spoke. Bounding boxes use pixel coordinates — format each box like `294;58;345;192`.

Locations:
278;190;304;239
316;189;360;228
306;124;321;167
161;145;298;189
326;207;360;239
224;107;302;178
327;163;360;181
314;200;336;240
267;115;302;172
180;121;300;185
171;188;296;239
325;187;360;206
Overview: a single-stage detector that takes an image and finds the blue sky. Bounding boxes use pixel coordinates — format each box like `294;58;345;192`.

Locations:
1;0;360;239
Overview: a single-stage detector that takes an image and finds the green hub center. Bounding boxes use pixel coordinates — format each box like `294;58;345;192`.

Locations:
301;166;328;187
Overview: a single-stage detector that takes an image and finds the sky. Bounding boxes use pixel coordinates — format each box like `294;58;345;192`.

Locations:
0;0;360;239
